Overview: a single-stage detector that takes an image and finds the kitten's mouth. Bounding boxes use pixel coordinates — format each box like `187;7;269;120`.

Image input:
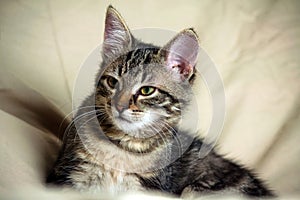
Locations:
114;115;154;136
110;107;154;134
117;115;132;123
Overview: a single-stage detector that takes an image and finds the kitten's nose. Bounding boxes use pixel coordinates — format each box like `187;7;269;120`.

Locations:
116;103;127;113
114;92;131;113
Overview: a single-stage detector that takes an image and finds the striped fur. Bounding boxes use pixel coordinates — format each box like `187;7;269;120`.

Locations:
47;6;275;198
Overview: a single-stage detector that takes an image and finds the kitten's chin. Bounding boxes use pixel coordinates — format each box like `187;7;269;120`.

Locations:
110;107;159;137
114;117;157;138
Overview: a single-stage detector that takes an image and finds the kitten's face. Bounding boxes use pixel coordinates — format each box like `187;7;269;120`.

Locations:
97;49;188;137
94;6;199;151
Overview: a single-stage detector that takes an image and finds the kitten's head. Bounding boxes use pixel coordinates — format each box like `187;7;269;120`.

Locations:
95;6;199;152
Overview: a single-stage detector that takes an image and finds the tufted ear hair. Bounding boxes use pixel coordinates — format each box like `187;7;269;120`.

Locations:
102;5;132;60
161;28;199;81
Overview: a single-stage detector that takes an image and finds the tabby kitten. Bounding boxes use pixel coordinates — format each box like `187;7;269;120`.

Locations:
47;6;275;198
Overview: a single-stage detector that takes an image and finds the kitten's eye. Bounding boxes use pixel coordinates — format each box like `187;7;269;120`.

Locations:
106;76;118;88
140;86;156;96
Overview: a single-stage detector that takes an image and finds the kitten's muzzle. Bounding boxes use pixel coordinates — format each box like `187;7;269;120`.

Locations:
115;102;141;113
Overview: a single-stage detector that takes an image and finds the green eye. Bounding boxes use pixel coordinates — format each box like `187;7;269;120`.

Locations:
106;76;118;88
140;86;156;96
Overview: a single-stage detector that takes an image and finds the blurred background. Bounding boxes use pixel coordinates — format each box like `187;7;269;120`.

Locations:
0;0;300;198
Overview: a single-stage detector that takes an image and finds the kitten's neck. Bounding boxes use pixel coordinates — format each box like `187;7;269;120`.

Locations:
79;126;174;173
106;128;175;154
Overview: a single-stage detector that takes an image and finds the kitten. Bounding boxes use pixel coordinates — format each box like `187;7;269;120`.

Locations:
47;5;275;198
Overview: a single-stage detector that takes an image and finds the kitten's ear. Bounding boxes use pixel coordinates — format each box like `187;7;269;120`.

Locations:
161;29;199;81
102;6;132;60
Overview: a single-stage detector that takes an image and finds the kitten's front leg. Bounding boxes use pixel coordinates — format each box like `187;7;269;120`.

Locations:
180;184;239;199
180;171;275;198
181;185;200;199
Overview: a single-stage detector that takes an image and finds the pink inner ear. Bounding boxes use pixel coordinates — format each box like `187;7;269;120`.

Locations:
164;30;199;81
166;52;194;80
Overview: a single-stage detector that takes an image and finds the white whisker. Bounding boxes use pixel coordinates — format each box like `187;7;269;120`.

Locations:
59;105;106;135
73;112;108;143
64;109;106;142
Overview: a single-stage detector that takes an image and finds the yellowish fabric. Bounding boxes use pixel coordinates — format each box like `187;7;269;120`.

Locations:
1;0;300;199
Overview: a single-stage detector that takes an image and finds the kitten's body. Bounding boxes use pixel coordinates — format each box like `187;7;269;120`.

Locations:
47;6;275;198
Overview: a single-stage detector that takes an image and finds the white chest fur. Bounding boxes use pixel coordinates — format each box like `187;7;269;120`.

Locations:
70;162;143;194
101;171;143;194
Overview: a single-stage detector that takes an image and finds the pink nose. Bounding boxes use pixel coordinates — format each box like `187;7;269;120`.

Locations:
116;104;127;113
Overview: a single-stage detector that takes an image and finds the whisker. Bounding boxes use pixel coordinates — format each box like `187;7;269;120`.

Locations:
151;124;173;164
148;122;172;149
147;123;170;155
63;110;105;141
59;105;106;136
154;121;182;156
73;113;108;143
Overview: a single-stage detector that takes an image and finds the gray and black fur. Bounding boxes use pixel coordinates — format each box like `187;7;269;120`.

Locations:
47;6;275;198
